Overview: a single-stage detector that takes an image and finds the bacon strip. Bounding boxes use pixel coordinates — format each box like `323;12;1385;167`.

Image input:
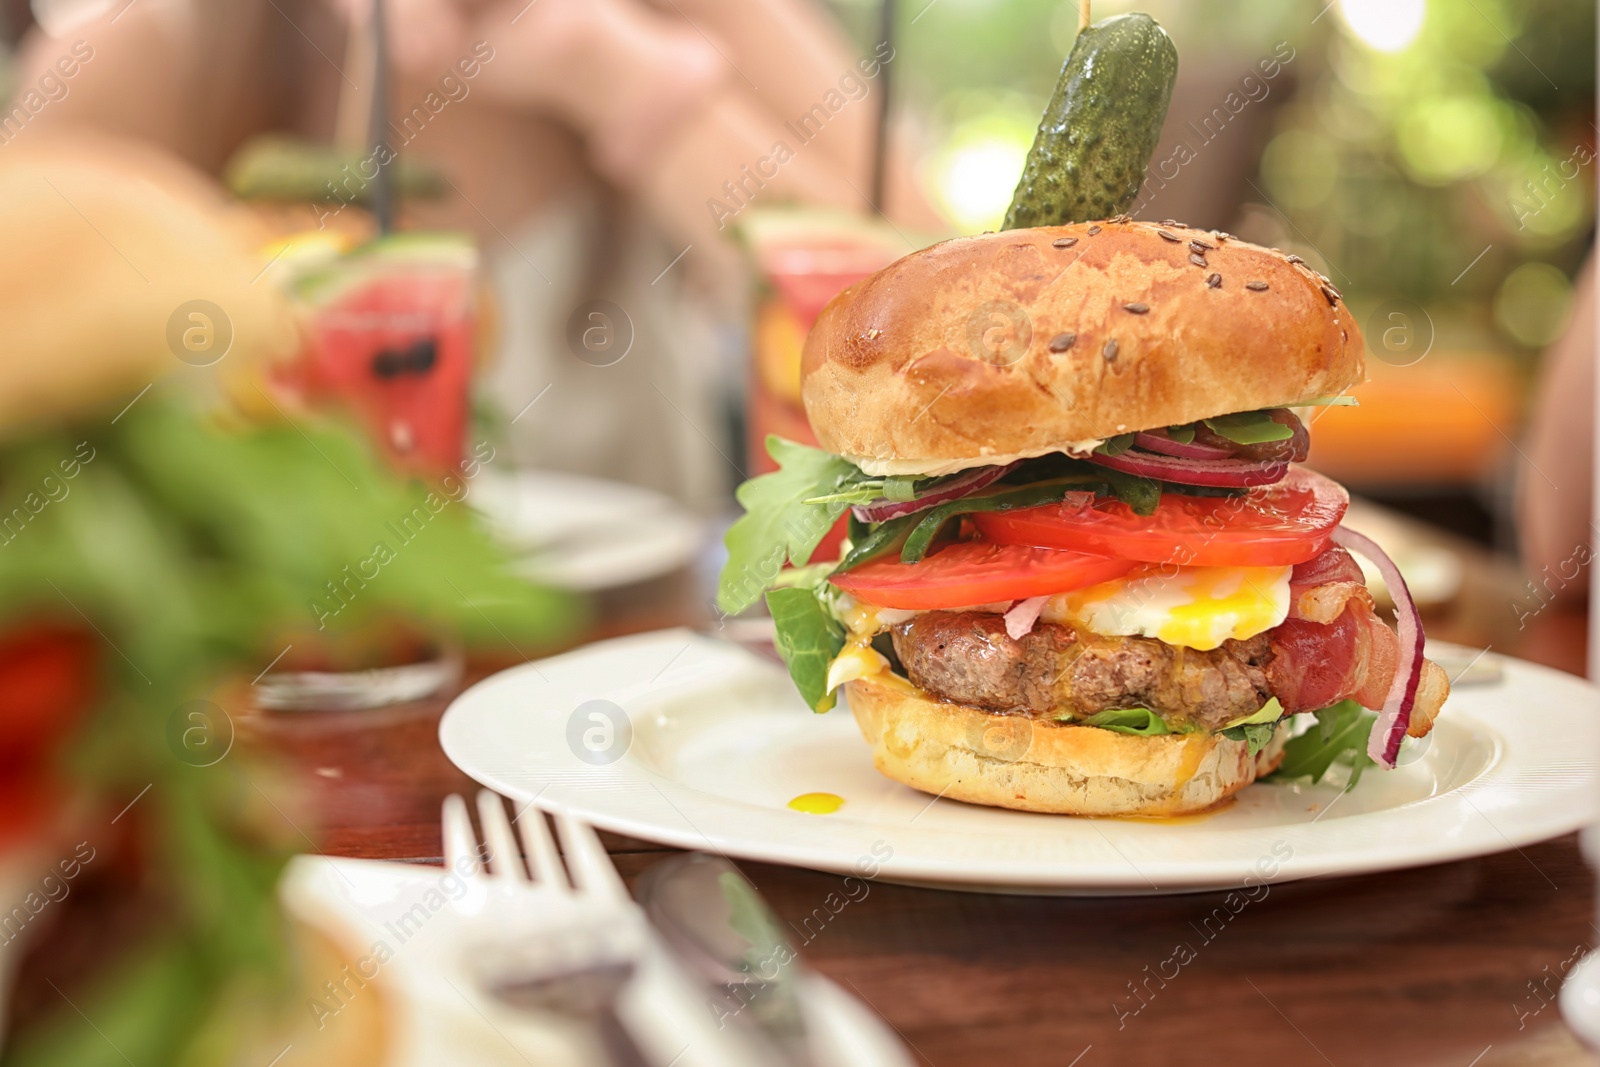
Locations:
1288;545;1372;624
1269;593;1403;712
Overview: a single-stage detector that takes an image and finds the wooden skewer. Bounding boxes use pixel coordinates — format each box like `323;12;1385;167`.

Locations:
1079;0;1091;31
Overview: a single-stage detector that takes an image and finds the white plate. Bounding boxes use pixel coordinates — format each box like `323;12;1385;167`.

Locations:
470;470;702;592
281;855;909;1067
440;630;1599;896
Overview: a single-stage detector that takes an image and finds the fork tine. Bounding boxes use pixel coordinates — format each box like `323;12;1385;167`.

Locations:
475;791;528;882
441;794;482;879
552;813;629;902
512;802;568;891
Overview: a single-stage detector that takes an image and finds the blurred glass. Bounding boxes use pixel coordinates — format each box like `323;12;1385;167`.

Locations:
278;233;481;477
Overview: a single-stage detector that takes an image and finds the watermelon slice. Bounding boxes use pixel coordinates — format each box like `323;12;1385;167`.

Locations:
289;233;478;475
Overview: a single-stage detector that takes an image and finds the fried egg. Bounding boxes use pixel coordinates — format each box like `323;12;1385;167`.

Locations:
1040;564;1292;651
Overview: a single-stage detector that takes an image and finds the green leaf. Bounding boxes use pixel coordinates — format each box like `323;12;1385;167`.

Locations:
883;475;919;502
899;478;1098;563
1098;433;1137;456
766;586;846;713
1165;424;1197;444
1100;469;1161;516
1220;721;1279;757
1203;410;1294;444
1267;700;1375;786
719;437;866;615
835;512;920;573
802;485;884;506
1079;707;1173;736
1223;697;1284;729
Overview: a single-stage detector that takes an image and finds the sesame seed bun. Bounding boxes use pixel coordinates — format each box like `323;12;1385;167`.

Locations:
801;219;1365;476
844;674;1288;817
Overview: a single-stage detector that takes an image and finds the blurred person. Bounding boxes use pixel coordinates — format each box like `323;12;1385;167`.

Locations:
1517;256;1595;609
10;0;941;508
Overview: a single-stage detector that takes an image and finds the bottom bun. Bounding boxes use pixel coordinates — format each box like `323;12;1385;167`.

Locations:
844;675;1288;817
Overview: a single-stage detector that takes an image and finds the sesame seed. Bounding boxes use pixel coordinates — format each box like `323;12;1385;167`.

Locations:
1321;284;1342;304
1156;229;1181;242
1206;273;1222;289
1048;332;1076;352
1103;339;1119;362
1123;302;1149;314
1087;225;1102;236
1161;219;1179;227
1188;252;1207;268
1216;232;1231;241
1245;281;1269;291
1052;237;1079;248
1286;254;1305;265
1189;238;1215;251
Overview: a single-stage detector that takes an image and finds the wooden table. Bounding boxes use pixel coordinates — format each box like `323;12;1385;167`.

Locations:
242;531;1599;1067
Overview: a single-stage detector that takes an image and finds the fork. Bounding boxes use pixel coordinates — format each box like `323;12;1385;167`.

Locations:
441;791;768;1067
444;791;649;1066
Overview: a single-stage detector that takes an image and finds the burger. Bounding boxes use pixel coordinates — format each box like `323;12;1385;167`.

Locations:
718;218;1449;817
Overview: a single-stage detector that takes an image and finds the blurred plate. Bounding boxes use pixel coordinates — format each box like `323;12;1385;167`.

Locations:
281;855;909;1067
441;629;1598;896
1342;499;1466;607
470;470;702;593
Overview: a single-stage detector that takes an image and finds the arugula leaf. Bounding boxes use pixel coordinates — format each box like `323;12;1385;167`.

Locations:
1223;697;1284;729
1098;433;1137;456
1079;707;1174;736
900;479;1099;562
883;475;919;502
1220;721;1279;757
1165;424;1197;444
719;437;867;615
1203;410;1294;445
802;485;884;506
1099;469;1161;516
835;512;920;573
765;587;847;713
1267;700;1376;787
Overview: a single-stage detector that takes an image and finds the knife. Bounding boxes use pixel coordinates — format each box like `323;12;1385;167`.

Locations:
636;853;814;1067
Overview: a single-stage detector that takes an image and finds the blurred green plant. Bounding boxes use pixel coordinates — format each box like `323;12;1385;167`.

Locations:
1254;0;1593;349
0;394;576;1066
827;0;1592;350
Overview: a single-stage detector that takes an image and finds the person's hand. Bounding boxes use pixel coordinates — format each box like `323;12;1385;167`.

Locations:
328;0;726;184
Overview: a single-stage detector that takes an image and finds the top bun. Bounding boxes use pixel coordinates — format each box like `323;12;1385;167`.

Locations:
801;219;1365;476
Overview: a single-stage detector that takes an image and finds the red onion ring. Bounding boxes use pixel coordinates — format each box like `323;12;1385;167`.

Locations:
1330;526;1424;769
851;461;1020;523
1085;450;1289;488
1132;431;1236;461
1004;595;1049;640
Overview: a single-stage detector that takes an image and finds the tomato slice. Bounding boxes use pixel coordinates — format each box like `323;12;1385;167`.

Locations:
970;466;1348;567
829;541;1138;610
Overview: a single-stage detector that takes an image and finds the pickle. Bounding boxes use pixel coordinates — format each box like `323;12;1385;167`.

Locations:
1003;13;1178;229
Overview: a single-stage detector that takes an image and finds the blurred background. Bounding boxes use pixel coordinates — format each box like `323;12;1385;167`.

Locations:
0;0;1590;1063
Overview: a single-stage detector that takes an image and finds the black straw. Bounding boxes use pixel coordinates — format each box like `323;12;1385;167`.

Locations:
368;0;394;234
870;0;896;215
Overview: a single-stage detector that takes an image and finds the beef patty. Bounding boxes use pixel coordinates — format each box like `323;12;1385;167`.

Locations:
889;611;1275;730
